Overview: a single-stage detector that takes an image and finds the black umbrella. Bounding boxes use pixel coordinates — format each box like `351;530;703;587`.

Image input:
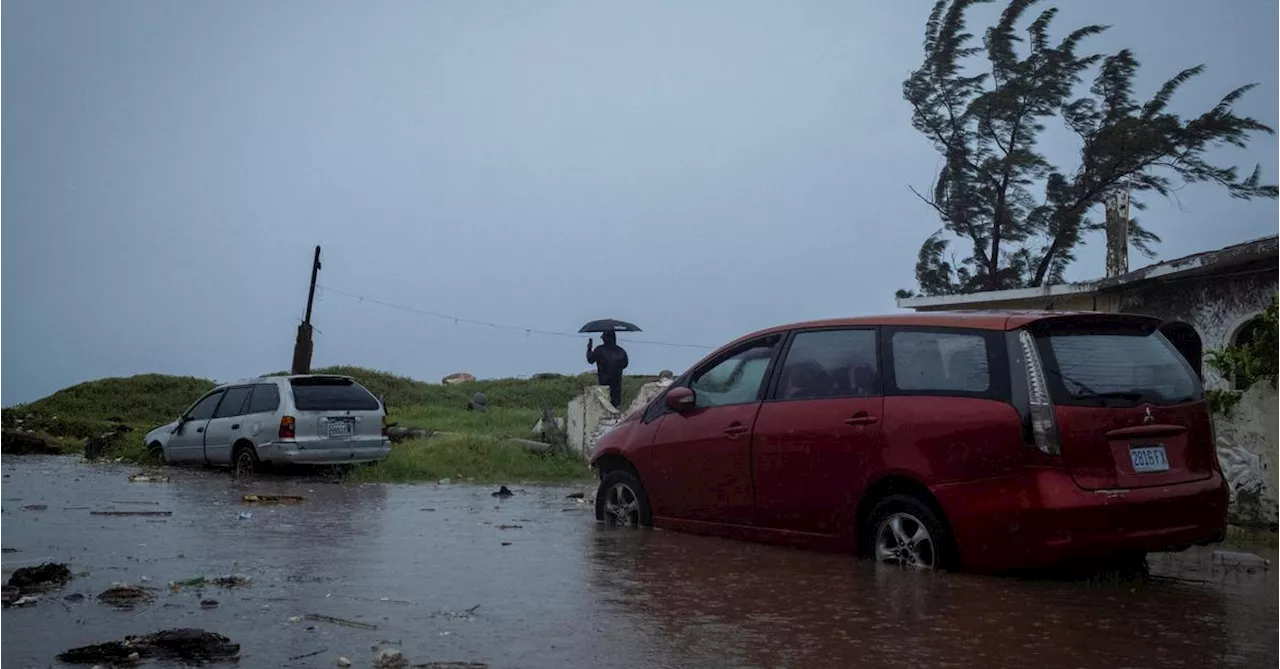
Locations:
579;318;642;334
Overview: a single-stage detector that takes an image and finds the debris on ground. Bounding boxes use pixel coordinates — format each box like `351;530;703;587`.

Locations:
337;657;353;667
238;511;254;521
491;486;514;498
496;524;523;530
374;648;409;669
286;648;328;661
21;504;48;511
564;492;585;499
7;562;72;590
84;424;134;461
385;426;433;444
1;430;62;455
65;593;86;602
501;542;512;547
167;575;250;592
304;613;378;630
201;599;220;608
56;628;240;665
90;510;173;517
427;605;480;620
4;592;41;608
128;474;171;483
242;494;305;504
1;548;18;553
97;584;157;609
1213;550;1271;572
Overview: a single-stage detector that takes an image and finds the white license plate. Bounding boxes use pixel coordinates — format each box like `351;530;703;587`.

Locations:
1129;445;1169;473
327;421;353;438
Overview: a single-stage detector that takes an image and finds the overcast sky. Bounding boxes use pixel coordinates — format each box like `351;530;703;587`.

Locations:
4;0;1277;404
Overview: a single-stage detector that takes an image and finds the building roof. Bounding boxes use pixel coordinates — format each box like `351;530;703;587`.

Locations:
897;235;1279;311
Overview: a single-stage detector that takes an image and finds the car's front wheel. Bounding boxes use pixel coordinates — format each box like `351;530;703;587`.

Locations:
865;494;954;570
148;441;166;464
595;469;652;528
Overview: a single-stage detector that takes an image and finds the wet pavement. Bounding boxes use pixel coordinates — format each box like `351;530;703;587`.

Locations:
2;455;1276;668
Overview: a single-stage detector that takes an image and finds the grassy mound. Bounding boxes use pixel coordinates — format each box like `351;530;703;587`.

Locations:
4;367;654;481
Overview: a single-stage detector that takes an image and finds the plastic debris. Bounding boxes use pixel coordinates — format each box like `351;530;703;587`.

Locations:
237;511;253;521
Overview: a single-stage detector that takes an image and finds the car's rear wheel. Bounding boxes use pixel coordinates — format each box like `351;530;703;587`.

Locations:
866;494;953;570
595;469;652;528
232;444;260;477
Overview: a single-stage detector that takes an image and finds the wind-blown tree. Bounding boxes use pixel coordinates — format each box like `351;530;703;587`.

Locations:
899;0;1277;297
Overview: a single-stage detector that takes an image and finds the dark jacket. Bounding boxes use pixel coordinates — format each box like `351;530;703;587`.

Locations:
587;343;629;384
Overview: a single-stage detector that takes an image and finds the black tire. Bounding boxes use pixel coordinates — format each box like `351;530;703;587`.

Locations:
864;493;955;570
595;469;653;527
148;442;166;463
232;443;260;477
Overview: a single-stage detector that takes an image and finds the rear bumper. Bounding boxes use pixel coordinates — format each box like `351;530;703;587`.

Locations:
934;469;1228;572
257;439;391;465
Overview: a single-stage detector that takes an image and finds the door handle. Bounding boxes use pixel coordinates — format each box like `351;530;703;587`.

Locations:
722;423;749;439
844;412;879;426
231;424;240;431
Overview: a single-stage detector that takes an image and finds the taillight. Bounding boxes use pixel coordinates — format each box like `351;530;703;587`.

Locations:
1018;329;1061;456
278;416;296;440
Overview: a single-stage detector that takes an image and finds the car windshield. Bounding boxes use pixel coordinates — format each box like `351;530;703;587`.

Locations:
1036;331;1201;406
290;378;380;411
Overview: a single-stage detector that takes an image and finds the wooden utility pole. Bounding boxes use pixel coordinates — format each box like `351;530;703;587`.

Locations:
291;245;322;374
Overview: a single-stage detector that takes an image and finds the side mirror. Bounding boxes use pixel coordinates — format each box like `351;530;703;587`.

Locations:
665;386;696;413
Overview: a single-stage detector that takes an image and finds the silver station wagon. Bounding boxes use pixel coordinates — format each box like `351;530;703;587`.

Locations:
143;374;391;474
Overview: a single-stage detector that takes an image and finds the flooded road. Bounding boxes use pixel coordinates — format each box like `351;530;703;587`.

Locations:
3;456;1276;668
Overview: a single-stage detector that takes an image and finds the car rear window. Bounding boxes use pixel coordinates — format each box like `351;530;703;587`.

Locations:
289;378;380;411
1038;332;1201;406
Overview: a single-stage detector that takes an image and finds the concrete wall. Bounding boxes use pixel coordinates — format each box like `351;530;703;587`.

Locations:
1213;382;1278;528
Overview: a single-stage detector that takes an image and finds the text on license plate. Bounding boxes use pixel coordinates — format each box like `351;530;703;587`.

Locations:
1129;444;1169;473
327;421;353;438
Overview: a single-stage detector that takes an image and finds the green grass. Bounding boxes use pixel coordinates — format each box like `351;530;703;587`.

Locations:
4;366;652;480
347;434;593;484
1222;524;1279;550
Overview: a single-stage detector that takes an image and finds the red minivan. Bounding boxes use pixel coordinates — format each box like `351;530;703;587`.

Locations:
590;311;1228;572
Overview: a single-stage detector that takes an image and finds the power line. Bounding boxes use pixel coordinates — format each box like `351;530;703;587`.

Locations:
314;284;716;351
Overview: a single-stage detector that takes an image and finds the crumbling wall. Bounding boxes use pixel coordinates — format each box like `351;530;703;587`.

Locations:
1214;382;1278;528
565;378;673;460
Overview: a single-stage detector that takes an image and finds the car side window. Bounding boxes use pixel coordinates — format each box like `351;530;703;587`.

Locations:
247;384;281;414
775;329;879;400
214;387;253;419
186;391;224;421
892;330;990;393
690;337;779;409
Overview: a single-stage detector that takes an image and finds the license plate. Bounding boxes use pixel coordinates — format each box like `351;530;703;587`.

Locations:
327;421;353;438
1129;445;1169;473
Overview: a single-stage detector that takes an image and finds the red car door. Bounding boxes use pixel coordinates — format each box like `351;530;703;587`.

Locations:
752;328;884;536
649;334;783;526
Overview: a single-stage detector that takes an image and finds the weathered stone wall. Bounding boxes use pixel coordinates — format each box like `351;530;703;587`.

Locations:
1213;382;1278;528
1116;270;1276;390
565;379;673;460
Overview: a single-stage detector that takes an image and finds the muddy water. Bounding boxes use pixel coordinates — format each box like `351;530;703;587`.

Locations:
2;456;1275;668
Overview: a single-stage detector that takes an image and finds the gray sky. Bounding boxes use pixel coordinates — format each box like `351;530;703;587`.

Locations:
4;0;1277;405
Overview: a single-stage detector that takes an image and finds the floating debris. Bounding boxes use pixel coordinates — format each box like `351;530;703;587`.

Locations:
128;474;171;483
491;486;514;498
201;599;220;609
565;492;586;499
7;562;71;590
338;657;353;667
65;593;86;602
167;575;249;592
90;510;172;517
304;613;378;630
496;524;523;530
56;628;240;665
287;648;328;661
97;584;157;610
21;504;48;511
242;494;305;504
373;648;408;669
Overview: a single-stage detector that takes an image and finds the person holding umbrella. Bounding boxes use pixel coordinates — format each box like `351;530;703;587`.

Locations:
581;319;638;409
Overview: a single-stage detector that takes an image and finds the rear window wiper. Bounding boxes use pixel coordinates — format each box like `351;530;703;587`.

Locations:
1044;368;1144;401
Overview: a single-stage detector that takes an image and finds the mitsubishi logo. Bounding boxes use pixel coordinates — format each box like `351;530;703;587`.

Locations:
1143;407;1155;424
